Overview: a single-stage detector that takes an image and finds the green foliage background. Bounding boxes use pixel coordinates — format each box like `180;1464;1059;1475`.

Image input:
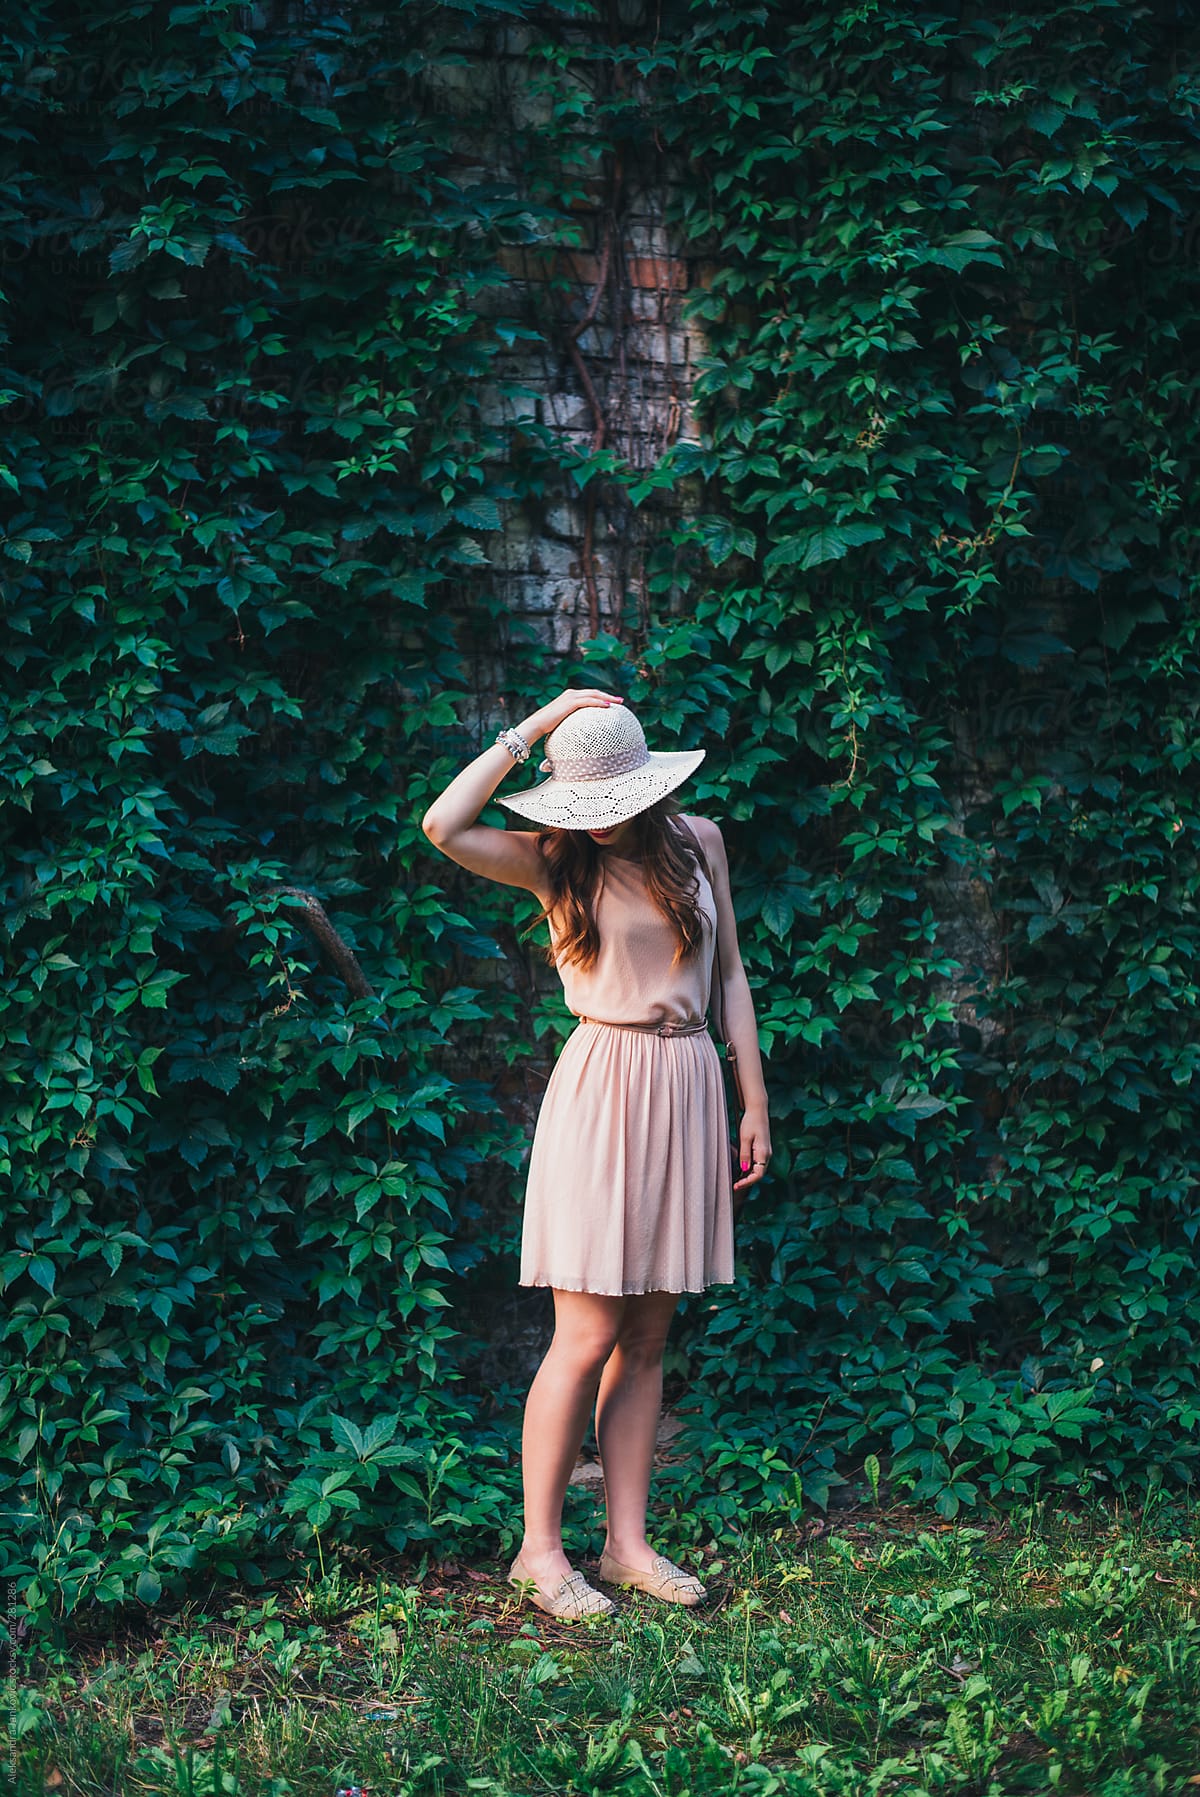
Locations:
2;0;1198;1621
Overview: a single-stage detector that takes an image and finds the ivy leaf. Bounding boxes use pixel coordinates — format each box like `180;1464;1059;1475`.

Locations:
893;1094;949;1118
193;1054;242;1093
135;1568;162;1605
330;1414;365;1458
926;228;1006;271
28;1256;57;1294
451;496;502;531
689;514;755;567
94;1143;133;1172
759;889;795;937
763;522;883;573
1113;191;1148;232
1027;102;1066;137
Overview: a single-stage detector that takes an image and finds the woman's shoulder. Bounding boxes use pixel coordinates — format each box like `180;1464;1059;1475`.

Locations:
673;813;729;884
675;812;725;853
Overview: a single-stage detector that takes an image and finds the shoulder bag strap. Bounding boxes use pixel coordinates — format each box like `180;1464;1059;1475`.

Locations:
674;816;745;1113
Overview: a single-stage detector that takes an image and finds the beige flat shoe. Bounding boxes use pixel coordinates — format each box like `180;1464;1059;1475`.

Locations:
597;1547;708;1606
507;1552;616;1620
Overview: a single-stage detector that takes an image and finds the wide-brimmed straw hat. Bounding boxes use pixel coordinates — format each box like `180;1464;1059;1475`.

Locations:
496;703;705;829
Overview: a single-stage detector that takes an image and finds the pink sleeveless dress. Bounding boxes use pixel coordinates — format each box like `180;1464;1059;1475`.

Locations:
518;836;736;1295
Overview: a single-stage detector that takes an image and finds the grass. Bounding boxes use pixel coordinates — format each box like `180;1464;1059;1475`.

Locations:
5;1495;1198;1797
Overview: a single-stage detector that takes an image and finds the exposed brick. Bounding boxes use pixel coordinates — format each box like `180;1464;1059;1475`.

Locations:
626;256;690;291
624;222;672;257
495;245;608;287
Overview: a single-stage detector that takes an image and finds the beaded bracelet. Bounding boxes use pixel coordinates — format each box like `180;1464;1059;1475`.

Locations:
496;726;531;763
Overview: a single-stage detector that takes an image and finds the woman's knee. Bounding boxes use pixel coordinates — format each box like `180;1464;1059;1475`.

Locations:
611;1327;670;1369
613;1290;680;1364
548;1291;623;1375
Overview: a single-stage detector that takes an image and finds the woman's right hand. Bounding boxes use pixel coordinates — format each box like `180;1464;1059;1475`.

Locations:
531;687;625;740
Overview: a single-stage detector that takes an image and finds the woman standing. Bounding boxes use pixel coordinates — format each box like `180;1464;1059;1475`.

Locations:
421;688;771;1620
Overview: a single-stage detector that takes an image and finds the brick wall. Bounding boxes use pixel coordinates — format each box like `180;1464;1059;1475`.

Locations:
423;22;714;669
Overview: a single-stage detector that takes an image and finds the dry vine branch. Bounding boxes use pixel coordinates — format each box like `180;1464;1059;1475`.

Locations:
566;145;625;637
272;885;376;999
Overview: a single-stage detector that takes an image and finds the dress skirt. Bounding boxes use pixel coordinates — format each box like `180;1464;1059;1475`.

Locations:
518;1018;736;1295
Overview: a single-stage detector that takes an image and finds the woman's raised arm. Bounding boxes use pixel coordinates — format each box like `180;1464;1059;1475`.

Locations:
421;688;624;895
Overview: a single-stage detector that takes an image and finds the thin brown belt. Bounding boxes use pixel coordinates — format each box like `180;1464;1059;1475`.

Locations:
576;1015;710;1037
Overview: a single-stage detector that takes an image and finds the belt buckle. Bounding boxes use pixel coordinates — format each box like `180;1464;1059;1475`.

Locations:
656;1021;676;1036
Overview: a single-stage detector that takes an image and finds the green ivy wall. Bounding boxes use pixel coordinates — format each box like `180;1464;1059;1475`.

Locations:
1;0;1198;1621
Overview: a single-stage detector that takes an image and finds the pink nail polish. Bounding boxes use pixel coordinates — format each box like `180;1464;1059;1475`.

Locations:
740;1161;749;1172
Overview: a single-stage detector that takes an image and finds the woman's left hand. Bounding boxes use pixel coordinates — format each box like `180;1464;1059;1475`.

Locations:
734;1107;772;1198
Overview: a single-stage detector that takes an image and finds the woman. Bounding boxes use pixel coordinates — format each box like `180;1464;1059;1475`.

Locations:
421;687;771;1620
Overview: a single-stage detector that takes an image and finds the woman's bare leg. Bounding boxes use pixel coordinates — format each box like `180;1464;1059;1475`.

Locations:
513;1289;623;1593
594;1289;681;1569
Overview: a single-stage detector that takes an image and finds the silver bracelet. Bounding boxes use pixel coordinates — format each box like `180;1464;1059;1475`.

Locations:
496;726;530;764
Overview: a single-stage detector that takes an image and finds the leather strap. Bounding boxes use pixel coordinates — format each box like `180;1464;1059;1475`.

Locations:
673;816;746;1114
577;1015;709;1036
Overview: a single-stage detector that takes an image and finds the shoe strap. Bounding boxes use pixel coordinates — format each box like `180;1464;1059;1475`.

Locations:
556;1569;609;1611
651;1554;705;1590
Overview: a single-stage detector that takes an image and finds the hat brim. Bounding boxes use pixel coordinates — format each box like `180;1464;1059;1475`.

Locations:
495;748;705;828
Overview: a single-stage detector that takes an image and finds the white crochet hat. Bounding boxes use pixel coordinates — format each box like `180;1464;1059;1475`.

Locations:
496;703;705;829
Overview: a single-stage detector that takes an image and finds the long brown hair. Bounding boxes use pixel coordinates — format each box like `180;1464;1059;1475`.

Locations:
519;796;707;971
